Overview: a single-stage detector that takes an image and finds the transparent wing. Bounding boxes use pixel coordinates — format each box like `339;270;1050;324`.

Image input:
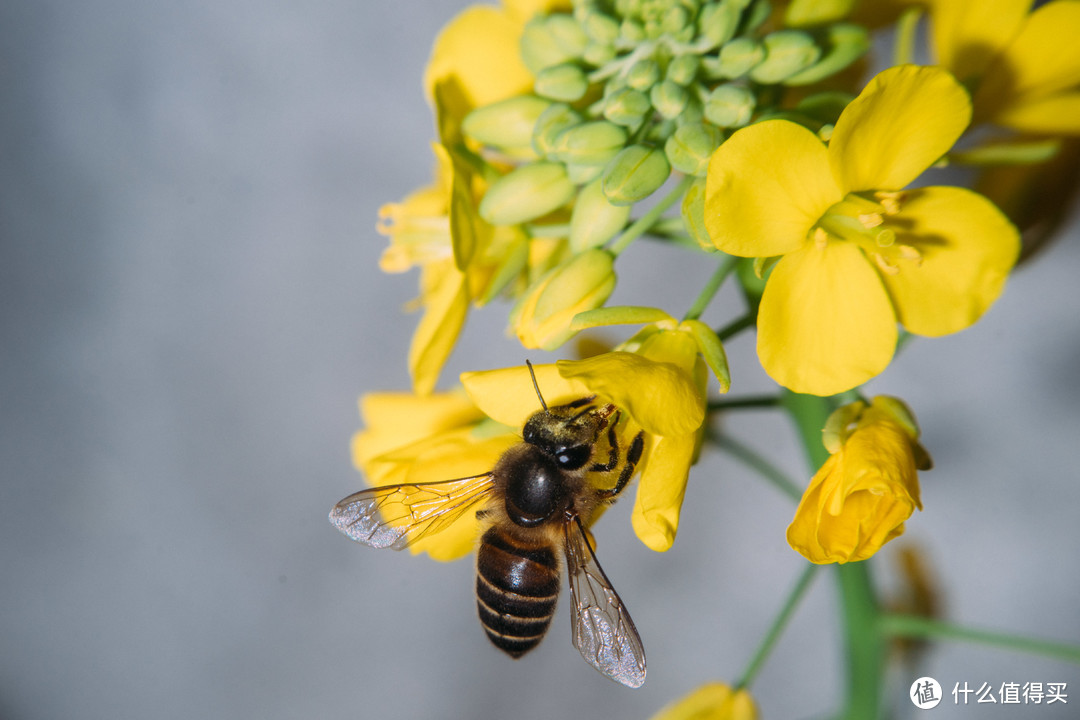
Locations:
563;514;647;688
329;474;495;550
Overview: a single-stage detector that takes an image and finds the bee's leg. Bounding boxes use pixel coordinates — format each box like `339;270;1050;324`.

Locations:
599;430;644;499
590;411;622;472
564;395;598;409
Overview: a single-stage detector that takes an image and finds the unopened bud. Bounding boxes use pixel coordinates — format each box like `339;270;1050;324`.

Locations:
665;122;724;176
565;162;604;185
513;249;617;350
785;0;857;27
570;178;633;251
535;63;590;102
667;54;700;85
620;18;646;43
582;9;620;43
651;80;689;119
603;87;652;127
626;58;661;91
532;103;582;157
783;24;869;86
479;162;575;226
704;84;756;128
749;31;822;84
550;120;629;166
602;144;671;206
584;41;617;66
712;37;765;79
520;15;587;73
698;1;740;48
463;96;552;155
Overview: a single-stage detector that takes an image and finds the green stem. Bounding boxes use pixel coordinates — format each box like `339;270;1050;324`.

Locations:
735;563;820;690
782;390;885;720
716;312;755;341
683;253;738;321
716;434;803;502
882;614;1080;664
707;395;780;411
608;175;695;257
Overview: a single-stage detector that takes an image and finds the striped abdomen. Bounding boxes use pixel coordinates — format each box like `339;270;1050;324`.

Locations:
476;526;559;658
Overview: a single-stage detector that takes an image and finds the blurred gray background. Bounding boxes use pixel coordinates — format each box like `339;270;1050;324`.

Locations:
2;2;1078;719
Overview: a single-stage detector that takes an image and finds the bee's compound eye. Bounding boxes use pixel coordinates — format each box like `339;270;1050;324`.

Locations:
555;445;591;470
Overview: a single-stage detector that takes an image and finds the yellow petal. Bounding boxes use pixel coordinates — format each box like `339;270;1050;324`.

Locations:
649;682;759;720
978;2;1080;112
880;187;1019;337
503;0;572;23
928;0;1030;81
990;90;1080;134
461;364;590;427
408;263;470;395
829;65;971;192
631;434;696;552
557;352;705;437
353;391;484;467
424;6;534;109
705;119;842;257
757;242;897;396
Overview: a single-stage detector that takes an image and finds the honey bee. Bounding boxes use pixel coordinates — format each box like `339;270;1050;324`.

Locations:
329;367;648;688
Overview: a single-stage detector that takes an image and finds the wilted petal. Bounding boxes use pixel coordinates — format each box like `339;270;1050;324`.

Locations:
409;262;470;395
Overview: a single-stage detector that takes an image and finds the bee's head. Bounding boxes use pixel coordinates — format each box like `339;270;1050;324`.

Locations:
521;401;614;471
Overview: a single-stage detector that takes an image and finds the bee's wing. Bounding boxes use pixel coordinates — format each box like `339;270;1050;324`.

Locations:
563;514;646;688
329;474;495;550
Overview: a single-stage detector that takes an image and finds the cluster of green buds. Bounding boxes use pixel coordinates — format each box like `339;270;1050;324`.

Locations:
466;0;869;250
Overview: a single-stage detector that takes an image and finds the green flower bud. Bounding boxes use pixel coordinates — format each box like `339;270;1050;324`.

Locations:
650;80;689;120
741;0;773;34
584;41;617;67
514;249;617;350
785;0;856;27
462;96;552;154
582;10;620;43
749;31;822;84
698;1;740;48
570;178;633;252
620;18;646;43
520;15;587;73
535;63;590;102
550;120;629;166
479;162;575;226
664;122;724;176
680;176;715;251
783;24;869;86
602;144;671;206
532;103;582;157
603;87;652;127
564;162;605;185
704;84;756;128
626;58;661;91
667;54;700;85
658;5;690;35
711;37;765;79
795;91;855;127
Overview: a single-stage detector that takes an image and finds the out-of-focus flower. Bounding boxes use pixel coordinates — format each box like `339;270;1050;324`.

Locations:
705;64;1020;395
463;344;708;552
650;682;759;720
923;0;1080;134
350;390;518;561
787;396;930;564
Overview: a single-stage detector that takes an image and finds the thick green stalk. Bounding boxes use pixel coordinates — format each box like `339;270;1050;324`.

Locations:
782;390;885;720
882;614;1080;664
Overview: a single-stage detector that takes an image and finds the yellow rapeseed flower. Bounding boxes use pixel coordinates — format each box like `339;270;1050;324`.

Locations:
786;396;929;564
650;682;759;720
705;64;1020;395
926;0;1080;134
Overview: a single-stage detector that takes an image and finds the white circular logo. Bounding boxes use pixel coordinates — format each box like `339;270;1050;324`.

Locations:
910;677;942;709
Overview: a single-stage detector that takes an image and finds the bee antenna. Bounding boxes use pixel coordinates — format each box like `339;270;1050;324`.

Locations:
525;360;548;411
